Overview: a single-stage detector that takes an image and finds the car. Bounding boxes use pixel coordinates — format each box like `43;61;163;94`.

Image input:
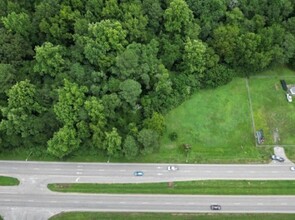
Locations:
167;165;179;171
286;93;293;102
133;171;144;176
290;166;295;171
210;204;221;210
271;155;285;162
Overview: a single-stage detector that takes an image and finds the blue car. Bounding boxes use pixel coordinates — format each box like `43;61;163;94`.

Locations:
134;171;144;176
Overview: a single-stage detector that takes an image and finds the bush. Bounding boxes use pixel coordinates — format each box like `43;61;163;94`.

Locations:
202;65;234;88
169;131;178;141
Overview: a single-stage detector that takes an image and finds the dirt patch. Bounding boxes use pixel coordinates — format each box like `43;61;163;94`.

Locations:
55;183;71;189
273;128;280;144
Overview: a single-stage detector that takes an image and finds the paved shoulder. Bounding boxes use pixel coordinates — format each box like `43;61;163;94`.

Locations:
273;146;293;163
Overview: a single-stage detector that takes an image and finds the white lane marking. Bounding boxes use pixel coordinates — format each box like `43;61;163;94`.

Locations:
188;202;194;205
205;170;212;173
75;177;80;182
271;171;278;173
157;166;162;169
165;202;171;205
76;172;82;175
226;170;233;173
281;203;287;205
54;168;61;171
234;203;240;205
157;173;163;176
28;200;34;202
250;171;256;173
12;167;17;170
98;169;105;171
119;202;126;204
183;170;190;173
119;169;126;172
257;203;264;205
33;168;40;170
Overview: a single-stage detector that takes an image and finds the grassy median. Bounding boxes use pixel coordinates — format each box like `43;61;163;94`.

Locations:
50;212;295;220
0;176;19;186
48;180;295;195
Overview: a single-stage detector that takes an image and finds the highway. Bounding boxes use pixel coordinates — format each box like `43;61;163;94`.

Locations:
0;153;295;219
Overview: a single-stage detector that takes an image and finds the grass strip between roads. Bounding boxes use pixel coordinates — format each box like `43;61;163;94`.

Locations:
0;176;19;186
50;212;295;220
48;180;295;195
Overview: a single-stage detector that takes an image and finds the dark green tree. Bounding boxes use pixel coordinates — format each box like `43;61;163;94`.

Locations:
104;127;122;157
0;80;44;145
47;125;81;159
137;128;159;155
34;42;65;77
123;135;138;159
76;19;127;70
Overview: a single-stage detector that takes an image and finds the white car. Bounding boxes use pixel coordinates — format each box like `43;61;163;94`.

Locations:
286;93;292;102
167;165;178;171
290;166;295;171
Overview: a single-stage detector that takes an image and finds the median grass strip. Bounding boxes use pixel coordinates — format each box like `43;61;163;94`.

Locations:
0;176;19;186
48;180;295;195
50;212;295;220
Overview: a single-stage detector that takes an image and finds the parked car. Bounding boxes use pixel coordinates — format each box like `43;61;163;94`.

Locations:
133;171;144;176
167;165;179;171
210;204;221;210
290;166;295;171
271;155;285;162
286;93;292;102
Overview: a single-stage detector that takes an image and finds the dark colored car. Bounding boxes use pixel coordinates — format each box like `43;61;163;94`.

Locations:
133;171;144;176
210;204;221;210
280;80;288;91
271;155;285;162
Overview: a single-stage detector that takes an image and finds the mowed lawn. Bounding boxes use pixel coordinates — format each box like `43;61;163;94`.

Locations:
249;68;295;145
152;78;261;163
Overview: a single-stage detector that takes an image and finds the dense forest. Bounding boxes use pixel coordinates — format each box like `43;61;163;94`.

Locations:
0;0;295;159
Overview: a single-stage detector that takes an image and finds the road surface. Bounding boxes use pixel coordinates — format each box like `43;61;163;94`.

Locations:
0;154;294;219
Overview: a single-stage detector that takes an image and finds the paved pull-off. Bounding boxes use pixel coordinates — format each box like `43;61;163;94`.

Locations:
0;150;294;220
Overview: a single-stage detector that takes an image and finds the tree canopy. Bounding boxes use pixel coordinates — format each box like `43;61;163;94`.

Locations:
1;0;295;159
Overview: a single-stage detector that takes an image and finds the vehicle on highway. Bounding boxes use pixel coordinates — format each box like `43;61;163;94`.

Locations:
290;166;295;171
133;171;144;176
271;155;285;162
167;165;178;171
210;204;221;210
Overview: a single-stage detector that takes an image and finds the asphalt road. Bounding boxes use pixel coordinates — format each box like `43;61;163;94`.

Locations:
0;155;295;219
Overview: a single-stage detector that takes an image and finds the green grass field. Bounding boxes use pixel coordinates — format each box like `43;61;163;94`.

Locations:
50;212;295;220
155;77;260;163
249;69;295;145
48;180;295;195
154;66;295;163
0;176;19;186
